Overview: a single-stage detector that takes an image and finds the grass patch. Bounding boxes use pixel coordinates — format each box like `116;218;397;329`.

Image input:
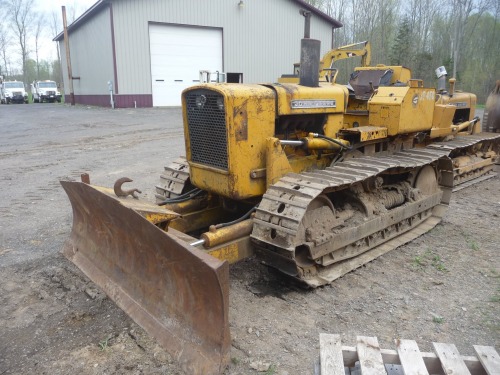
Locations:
98;336;112;351
431;254;447;272
412;255;425;267
467;239;480;251
265;365;277;375
231;357;240;365
411;249;447;271
490;286;500;303
489;269;500;278
433;316;444;324
460;229;480;251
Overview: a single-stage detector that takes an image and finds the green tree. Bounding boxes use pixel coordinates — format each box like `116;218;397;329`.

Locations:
390;18;413;65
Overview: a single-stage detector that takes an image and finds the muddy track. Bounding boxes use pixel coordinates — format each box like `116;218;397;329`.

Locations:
252;133;500;286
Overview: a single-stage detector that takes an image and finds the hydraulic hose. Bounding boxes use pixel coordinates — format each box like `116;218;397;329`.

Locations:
157;188;203;206
213;205;257;230
314;133;352;150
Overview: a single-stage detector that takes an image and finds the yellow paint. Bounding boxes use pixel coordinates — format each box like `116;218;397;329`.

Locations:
206;238;254;264
289;153;332;173
319;41;371;81
277;76;300;84
369;86;435;135
207;243;241;263
273;83;348;116
266;137;293;187
182;83;349;200
94;185;179;224
182;84;276;200
430;104;456;137
340;126;388;141
343;113;370;129
438;91;477;121
323;113;345;137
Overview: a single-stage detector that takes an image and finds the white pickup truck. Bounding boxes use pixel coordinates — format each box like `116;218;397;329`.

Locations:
0;79;28;104
31;80;62;103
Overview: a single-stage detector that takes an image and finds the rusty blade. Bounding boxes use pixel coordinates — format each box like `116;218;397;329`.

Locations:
60;180;230;375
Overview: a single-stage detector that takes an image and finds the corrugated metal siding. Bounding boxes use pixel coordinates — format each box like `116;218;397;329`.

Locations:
110;0;335;95
59;6;114;96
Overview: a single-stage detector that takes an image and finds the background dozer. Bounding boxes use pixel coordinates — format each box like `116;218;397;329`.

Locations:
278;39;371;84
61;11;500;375
484;80;500;133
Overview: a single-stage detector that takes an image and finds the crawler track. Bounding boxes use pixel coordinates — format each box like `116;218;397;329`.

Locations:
429;132;500;187
155;134;499;287
251;133;499;287
155;157;191;203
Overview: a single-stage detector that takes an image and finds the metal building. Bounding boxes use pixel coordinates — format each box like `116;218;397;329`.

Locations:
54;0;342;107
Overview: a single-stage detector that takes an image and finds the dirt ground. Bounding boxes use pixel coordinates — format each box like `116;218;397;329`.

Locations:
0;103;498;375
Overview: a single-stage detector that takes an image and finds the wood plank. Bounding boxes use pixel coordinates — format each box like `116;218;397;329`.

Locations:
319;333;345;375
356;336;386;375
395;339;429;375
474;346;500;375
342;346;485;374
385;364;405;375
433;342;472;375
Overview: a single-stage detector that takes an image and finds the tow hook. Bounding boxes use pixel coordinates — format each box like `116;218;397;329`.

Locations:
114;177;142;198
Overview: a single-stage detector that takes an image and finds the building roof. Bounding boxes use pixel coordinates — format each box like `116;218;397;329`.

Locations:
292;0;342;28
53;0;342;41
53;0;108;41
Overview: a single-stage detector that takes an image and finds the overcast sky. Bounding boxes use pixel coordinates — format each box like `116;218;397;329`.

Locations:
30;0;97;62
35;0;96;15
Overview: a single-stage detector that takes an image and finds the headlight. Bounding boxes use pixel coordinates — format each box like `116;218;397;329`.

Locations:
195;94;206;109
216;97;224;111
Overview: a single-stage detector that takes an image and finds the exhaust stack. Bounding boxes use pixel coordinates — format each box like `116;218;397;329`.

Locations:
435;66;447;92
299;10;321;87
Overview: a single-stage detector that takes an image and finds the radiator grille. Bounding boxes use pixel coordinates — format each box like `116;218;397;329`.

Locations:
185;89;228;170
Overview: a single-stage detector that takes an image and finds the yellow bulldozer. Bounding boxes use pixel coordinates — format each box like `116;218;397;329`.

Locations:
277;40;371;84
60;11;499;375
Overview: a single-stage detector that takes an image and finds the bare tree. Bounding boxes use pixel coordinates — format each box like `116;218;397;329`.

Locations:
34;14;45;80
449;0;492;77
50;10;64;86
67;0;89;23
0;25;11;76
405;0;440;53
5;0;35;83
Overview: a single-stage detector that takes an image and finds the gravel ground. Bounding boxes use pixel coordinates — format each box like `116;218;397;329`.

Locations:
0;103;498;375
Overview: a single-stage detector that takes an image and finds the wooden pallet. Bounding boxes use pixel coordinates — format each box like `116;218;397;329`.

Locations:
317;334;499;375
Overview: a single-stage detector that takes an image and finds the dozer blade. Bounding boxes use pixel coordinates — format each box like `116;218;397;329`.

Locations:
60;180;230;375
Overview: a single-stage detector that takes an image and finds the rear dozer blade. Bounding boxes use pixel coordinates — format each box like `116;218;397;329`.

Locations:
60;180;230;375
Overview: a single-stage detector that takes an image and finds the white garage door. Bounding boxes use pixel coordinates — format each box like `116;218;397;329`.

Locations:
149;24;223;106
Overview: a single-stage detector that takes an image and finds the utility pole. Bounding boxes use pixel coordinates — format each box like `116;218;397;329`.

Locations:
62;6;75;105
